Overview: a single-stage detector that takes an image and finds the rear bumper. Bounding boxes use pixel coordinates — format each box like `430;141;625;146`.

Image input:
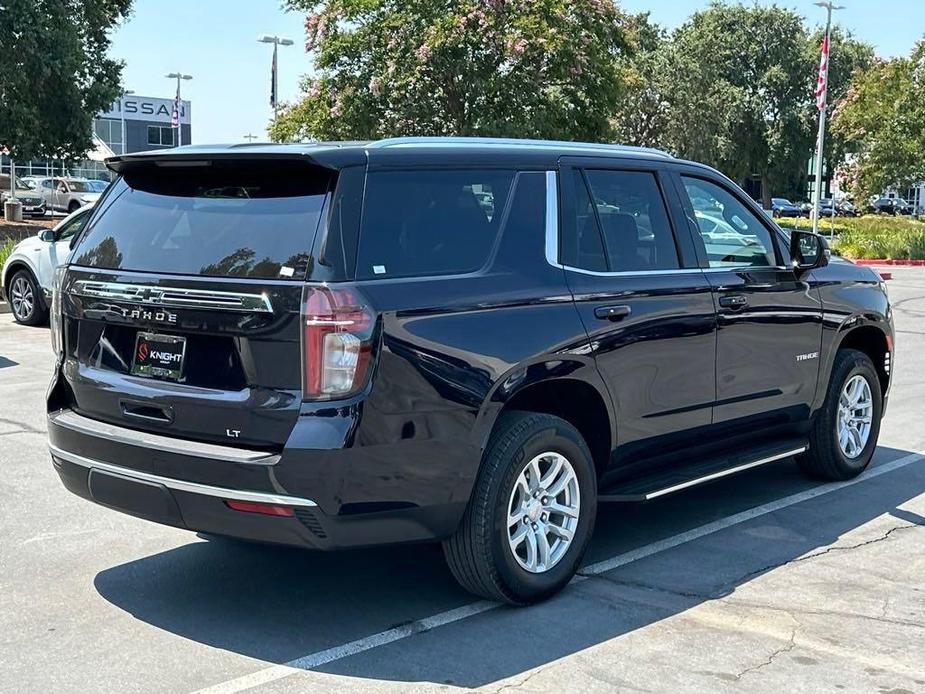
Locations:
48;408;471;549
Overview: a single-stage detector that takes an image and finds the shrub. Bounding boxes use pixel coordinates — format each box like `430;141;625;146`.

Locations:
777;215;925;259
0;238;16;273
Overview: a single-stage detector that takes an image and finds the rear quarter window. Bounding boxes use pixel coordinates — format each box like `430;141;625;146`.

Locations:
355;169;515;280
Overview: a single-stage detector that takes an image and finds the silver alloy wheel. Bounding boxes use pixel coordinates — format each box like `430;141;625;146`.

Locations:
507;451;580;574
11;276;34;321
837;374;873;459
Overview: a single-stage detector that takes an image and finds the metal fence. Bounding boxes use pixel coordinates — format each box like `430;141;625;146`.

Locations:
0;157;114;182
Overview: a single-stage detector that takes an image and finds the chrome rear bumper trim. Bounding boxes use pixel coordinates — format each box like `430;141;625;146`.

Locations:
49;409;279;465
50;445;317;508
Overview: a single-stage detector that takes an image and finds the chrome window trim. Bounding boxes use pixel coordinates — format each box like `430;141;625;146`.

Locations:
544;170;561;268
50;445;316;508
71;280;273;313
50;409;279;465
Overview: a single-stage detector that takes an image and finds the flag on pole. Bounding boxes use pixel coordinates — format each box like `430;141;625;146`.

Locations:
815;33;830;111
270;44;278;108
171;82;180;129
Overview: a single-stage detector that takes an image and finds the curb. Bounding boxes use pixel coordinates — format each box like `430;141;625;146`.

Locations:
852;259;925;267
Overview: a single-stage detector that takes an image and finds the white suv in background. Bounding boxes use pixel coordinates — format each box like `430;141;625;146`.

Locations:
1;204;94;325
33;177;101;214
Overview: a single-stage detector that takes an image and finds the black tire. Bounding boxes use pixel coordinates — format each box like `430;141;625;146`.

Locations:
443;411;597;605
8;269;48;326
68;201;81;214
797;349;882;481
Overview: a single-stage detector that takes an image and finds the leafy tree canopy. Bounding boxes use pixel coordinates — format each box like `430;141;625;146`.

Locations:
0;0;131;161
613;4;872;204
272;0;634;142
833;40;925;201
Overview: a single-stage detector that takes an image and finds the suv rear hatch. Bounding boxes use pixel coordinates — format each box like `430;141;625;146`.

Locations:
59;157;333;449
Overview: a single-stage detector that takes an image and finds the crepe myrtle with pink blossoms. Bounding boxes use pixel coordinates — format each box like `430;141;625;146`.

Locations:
271;0;635;142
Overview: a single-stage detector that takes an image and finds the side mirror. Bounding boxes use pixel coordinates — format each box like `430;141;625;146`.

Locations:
39;229;57;243
789;230;829;273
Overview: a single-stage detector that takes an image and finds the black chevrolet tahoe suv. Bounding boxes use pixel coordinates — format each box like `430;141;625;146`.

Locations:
47;137;893;604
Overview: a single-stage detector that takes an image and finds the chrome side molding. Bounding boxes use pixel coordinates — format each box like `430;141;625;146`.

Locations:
70;280;273;313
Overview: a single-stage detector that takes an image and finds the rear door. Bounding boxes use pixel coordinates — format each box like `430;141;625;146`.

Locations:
673;172;822;427
556;158;717;463
61;159;334;449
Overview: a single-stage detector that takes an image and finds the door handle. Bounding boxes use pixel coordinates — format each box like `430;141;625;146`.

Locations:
719;294;748;309
594;305;632;321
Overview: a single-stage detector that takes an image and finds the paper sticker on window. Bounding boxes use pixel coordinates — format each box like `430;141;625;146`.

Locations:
373;265;386;275
279;266;294;277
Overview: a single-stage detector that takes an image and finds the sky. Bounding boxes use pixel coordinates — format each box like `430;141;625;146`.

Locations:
107;0;925;145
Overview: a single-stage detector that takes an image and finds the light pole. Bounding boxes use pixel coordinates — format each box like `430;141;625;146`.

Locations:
258;35;294;123
165;73;193;147
119;90;134;155
811;1;844;236
243;133;259;142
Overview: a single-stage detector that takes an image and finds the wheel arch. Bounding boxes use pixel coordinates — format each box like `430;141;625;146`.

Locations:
836;324;890;395
814;320;891;414
475;360;615;480
2;258;42;303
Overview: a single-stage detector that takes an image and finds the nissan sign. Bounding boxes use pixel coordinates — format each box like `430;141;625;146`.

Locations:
99;96;191;125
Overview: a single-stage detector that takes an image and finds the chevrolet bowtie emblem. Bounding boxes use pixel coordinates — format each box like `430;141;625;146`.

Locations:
138;287;164;303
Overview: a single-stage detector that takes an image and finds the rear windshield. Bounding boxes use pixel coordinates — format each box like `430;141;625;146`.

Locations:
73;162;330;279
356;169;515;279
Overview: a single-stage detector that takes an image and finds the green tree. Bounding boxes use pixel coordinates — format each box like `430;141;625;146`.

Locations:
624;3;872;206
273;0;634;142
0;0;132;161
832;40;925;201
611;13;673;149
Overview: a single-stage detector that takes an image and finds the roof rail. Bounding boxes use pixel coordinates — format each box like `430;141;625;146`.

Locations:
367;136;673;158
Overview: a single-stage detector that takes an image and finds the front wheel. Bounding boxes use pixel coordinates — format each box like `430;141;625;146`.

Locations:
9;270;48;326
798;349;882;480
443;412;597;604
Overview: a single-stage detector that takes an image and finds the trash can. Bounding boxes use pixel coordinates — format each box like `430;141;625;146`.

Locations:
3;199;23;222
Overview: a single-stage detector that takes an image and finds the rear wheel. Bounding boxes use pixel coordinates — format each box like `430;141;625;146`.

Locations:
9;270;47;326
798;349;882;480
443;411;597;604
68;200;81;214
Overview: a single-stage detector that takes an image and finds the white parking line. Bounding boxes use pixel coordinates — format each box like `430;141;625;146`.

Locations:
191;451;924;694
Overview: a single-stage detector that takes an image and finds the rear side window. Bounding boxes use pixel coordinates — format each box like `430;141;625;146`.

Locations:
73;162;331;279
355;169;515;279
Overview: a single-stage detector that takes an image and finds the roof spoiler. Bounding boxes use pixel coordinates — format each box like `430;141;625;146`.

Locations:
105;150;338;175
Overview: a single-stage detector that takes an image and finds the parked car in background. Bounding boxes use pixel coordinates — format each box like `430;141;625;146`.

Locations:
1;204;93;324
770;197;801;217
32;177;102;214
869;197;913;215
0;174;47;218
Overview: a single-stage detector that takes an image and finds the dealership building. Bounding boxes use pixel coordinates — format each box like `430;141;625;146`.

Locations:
1;93;192;182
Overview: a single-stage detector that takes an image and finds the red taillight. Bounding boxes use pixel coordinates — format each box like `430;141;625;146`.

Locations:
224;500;294;517
302;285;374;399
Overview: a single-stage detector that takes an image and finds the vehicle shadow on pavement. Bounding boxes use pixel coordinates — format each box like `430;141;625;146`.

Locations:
93;446;925;688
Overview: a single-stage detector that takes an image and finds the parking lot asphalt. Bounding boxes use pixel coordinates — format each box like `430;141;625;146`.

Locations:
1;267;923;694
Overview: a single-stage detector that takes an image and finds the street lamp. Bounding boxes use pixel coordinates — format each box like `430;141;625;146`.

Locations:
165;73;193;147
119;90;134;155
258;35;294;123
810;1;844;237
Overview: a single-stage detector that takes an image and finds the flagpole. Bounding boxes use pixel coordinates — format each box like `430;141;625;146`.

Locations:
176;75;182;147
165;72;193;148
811;2;843;237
